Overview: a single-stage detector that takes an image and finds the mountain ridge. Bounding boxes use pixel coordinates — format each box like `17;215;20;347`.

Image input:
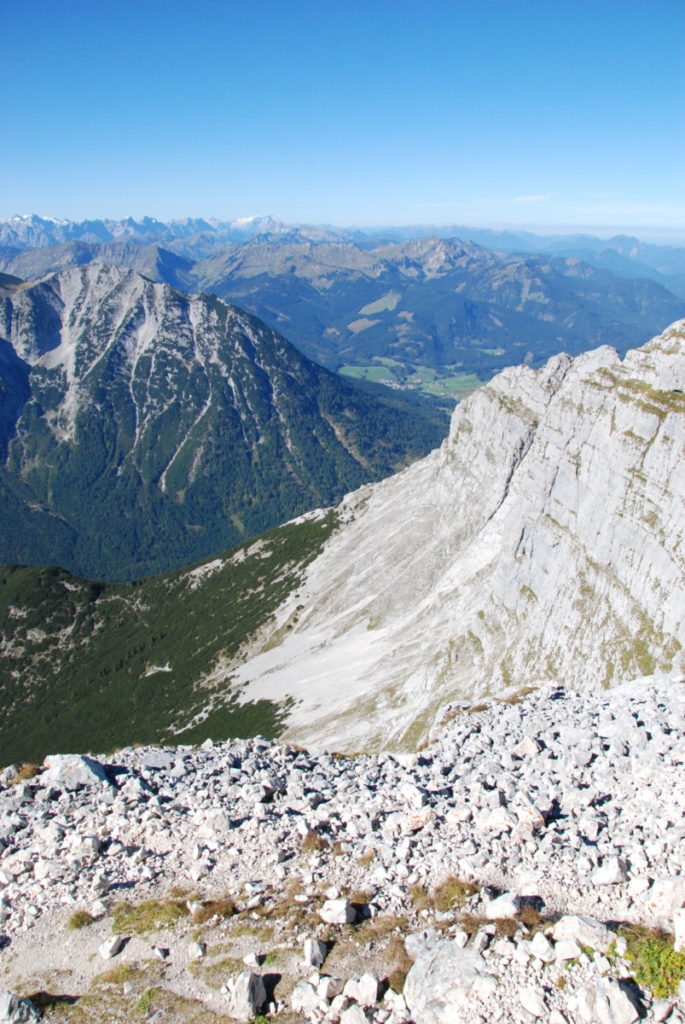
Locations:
0;264;446;579
3;233;682;397
1;321;683;761
228;319;685;750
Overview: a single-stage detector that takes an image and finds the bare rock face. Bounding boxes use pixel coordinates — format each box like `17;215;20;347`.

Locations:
0;992;41;1023
403;940;497;1024
231;320;685;751
222;973;266;1021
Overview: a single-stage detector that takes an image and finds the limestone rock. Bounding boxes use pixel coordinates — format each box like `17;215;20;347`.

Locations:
290;980;319;1016
485;892;521;919
223;972;266;1021
577;978;642;1024
554;938;582;962
519;986;546;1018
512;736;542;758
405;929;441;961
339;1005;368;1024
528;931;555;963
648;877;685;929
592;856;628;886
320;898;356;924
552;915;613;953
98;935;125;960
318;976;344;1001
303;937;327;967
403;939;496;1024
0;992;41;1023
40;755;109;791
343;974;380;1007
230;321;685;752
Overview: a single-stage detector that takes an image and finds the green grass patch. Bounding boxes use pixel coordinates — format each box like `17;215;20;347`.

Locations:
621;925;685;998
112;899;189;935
67;910;95;931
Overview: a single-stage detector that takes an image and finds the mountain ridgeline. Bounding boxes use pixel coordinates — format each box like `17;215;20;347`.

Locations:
0;265;446;579
2;323;683;762
2;218;683;402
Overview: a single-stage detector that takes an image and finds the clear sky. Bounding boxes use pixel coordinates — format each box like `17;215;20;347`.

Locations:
3;0;684;237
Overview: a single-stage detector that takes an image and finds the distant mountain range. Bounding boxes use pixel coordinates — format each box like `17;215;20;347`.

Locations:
1;217;683;403
0;213;345;250
3;212;684;295
0;265;445;580
2;321;682;760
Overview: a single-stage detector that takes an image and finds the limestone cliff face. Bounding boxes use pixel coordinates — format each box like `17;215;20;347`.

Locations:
233;321;685;751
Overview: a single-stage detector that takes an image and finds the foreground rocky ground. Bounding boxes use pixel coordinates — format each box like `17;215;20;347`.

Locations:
1;676;684;1023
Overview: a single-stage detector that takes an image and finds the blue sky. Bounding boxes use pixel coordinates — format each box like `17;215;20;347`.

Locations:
3;0;684;237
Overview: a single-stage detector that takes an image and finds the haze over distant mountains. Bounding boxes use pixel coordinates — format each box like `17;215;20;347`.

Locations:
3;212;684;295
2;214;683;407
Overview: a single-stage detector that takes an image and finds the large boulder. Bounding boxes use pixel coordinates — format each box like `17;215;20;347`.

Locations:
320;898;356;924
576;978;642;1024
0;992;41;1023
223;973;266;1021
40;755;109;791
403;939;497;1024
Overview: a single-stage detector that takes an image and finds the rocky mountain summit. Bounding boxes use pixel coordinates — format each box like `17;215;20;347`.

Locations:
231;319;685;751
0;678;684;1023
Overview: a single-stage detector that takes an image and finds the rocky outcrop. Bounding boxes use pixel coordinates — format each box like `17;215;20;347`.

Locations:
231;321;685;750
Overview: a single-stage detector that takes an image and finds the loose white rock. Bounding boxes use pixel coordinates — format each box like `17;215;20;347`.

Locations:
223;972;266;1021
343;974;380;1007
519;985;547;1018
98;935;125;960
592;857;628;886
578;977;641;1024
485;892;521;919
320;898;356;924
339;1005;368;1024
0;992;41;1023
552;915;613;953
303;937;328;967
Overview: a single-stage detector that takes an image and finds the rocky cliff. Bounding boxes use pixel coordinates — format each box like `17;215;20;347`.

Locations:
231;321;685;751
